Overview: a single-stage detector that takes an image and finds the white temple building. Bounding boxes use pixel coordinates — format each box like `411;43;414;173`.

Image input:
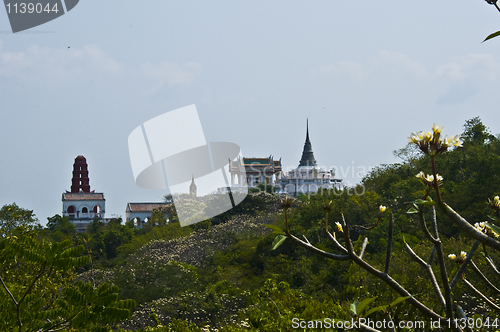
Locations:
125;202;171;228
276;121;342;195
62;155;107;232
228;156;282;189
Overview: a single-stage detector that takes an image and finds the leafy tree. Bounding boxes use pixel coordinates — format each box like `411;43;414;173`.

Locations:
0;203;40;235
88;218;104;235
46;214;76;236
0;231;136;331
150;206;169;226
125;217;137;231
461;116;495;145
393;142;421;171
88;222;134;261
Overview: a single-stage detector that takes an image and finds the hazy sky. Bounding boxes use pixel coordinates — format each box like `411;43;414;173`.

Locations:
1;1;500;226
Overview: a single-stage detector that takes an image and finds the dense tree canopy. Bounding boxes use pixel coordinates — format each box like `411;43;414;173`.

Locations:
0;203;40;235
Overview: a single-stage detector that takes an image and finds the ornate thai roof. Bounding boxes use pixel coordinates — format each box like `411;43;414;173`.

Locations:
229;157;281;173
298;119;317;167
243;158;270;165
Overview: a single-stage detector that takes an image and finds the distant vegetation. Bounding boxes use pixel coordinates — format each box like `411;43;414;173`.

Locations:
0;117;499;331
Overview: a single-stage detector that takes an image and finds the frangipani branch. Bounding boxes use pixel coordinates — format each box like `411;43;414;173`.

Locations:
405;242;446;310
450;241;480;289
438;202;500;251
470;260;500;294
462;278;500;313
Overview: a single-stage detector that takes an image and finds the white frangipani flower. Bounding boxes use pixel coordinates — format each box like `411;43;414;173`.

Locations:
444;136;454;148
474;222;486;231
408;124;462;156
407;132;420;144
448;252;466;263
432;123;445;133
451;134;463;147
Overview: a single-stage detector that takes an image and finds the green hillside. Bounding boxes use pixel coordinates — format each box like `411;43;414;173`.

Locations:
1;118;500;332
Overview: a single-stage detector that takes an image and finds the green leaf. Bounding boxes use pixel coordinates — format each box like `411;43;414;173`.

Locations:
407;207;419;214
484;30;500;42
390;295;412;307
487;215;499;222
264;224;284;234
365;305;388;316
350;300;359;315
271;235;287;250
485;223;500;237
356;296;378;316
414;198;434;206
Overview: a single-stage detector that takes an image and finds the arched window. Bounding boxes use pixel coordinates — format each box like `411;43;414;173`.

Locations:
93;205;102;217
67;206;76;218
82;207;88;213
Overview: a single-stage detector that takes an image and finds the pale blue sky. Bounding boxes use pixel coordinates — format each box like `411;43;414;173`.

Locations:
1;1;500;225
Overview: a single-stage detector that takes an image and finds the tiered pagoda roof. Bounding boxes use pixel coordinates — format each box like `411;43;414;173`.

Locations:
298;119;317;167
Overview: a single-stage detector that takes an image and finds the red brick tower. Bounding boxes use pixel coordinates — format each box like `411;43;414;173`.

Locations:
71;155;91;193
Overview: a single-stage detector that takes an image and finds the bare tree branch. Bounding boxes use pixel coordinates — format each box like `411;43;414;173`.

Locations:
438;202;500;250
485;254;500;277
326;231;348;255
339;216;447;323
384;213;394;274
450;241;480;289
470;260;500;294
405;242;446;310
359;237;368;259
288;234;350;261
462;278;500;313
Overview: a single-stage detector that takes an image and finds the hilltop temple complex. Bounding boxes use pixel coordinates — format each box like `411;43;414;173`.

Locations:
60;120;342;231
275;121;342;195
